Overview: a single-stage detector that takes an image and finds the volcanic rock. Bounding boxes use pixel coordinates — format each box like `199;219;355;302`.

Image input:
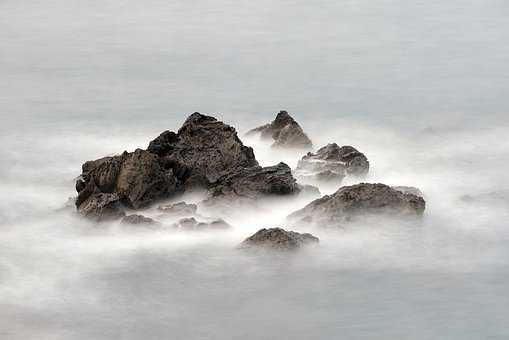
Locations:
158;201;198;216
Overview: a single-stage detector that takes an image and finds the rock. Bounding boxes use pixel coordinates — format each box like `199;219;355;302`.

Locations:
149;112;258;188
158;201;198;216
246;111;312;149
288;183;426;227
209;162;301;199
120;214;161;227
75;149;180;219
174;217;231;231
77;192;126;222
239;227;319;250
294;143;369;183
392;186;424;198
76;112;258;220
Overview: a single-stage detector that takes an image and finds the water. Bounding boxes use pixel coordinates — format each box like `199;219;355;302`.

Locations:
1;1;509;339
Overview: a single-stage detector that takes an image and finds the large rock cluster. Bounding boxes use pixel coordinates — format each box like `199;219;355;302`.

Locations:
246;111;312;149
294;143;369;183
288;183;425;227
75;113;301;220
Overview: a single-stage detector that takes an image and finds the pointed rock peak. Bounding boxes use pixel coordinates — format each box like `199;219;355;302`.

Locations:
182;112;217;126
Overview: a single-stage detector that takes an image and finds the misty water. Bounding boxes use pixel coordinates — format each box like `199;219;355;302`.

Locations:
2;0;509;339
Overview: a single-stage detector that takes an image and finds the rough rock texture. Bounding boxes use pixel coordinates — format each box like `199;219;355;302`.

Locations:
174;217;231;231
75;149;180;220
76;112;260;220
294;143;369;183
288;183;426;227
392;186;424;198
120;214;161;227
148;112;258;188
239;228;319;250
209;162;301;199
158;201;198;216
246;111;312;149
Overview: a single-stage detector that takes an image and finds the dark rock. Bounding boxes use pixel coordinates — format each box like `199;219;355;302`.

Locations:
121;214;161;227
209;162;301;199
239;227;319;250
75;149;180;219
149;112;258;188
288;183;426;227
294;143;369;183
158;201;198;216
246;111;312;149
174;217;231;231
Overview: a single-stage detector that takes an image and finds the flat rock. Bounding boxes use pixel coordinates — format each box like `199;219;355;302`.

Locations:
239;227;319;250
288;183;426;227
246;111;312;149
294;143;369;183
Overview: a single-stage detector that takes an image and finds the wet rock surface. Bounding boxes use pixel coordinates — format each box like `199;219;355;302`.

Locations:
288;183;426;227
294;143;369;183
239;227;319;250
246;111;312;149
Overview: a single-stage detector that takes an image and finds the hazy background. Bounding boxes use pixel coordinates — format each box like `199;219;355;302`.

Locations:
1;0;509;339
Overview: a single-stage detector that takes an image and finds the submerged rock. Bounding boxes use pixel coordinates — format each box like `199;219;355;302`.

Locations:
158;201;198;216
209;162;301;199
174;217;231;231
246;111;312;149
288;183;426;227
121;214;161;228
294;143;369;183
239;228;319;250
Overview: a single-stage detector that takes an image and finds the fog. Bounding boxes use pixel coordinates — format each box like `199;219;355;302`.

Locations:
1;0;509;339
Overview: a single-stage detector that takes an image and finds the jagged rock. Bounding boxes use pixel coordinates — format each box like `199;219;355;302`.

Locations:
392;186;424;198
158;201;198;216
288;183;426;227
209;162;301;199
294;143;369;183
121;214;161;227
246;111;312;149
239;228;319;250
174;217;231;231
148;112;258;188
75;149;180;219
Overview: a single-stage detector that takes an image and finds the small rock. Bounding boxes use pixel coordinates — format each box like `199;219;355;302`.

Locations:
246;111;312;149
294;143;369;183
174;217;232;231
121;214;161;228
239;227;319;250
